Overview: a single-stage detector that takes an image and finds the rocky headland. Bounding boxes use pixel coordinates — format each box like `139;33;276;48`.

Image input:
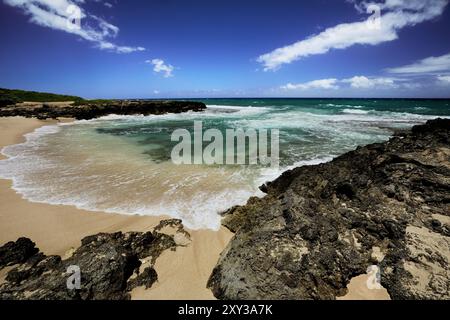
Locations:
208;119;450;300
0;100;206;120
0;88;206;120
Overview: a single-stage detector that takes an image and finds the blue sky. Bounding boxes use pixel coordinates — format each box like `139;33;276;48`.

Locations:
1;0;450;98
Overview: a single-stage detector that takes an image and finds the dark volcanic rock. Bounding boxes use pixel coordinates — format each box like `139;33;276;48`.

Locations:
0;100;206;120
0;238;39;268
208;119;450;300
127;267;158;291
0;219;190;300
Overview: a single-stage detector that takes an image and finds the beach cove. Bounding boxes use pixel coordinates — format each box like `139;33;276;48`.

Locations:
2;98;449;299
0;116;233;300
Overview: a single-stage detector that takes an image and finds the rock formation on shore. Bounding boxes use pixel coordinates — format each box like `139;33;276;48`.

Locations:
0;100;206;120
208;119;450;300
0;219;190;300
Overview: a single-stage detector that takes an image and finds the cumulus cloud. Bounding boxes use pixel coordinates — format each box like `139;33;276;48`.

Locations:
258;0;448;71
386;53;450;74
342;75;396;88
146;59;174;78
437;75;450;84
281;79;339;90
282;75;403;91
3;0;145;53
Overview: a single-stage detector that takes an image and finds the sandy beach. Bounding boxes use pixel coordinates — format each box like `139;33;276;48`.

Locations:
0;117;233;300
0;116;390;300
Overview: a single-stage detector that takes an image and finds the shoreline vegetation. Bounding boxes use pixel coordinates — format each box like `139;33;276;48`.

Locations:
0;88;85;106
0;89;448;300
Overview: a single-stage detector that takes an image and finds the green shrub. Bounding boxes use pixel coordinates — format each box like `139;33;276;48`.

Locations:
0;88;84;104
0;93;20;107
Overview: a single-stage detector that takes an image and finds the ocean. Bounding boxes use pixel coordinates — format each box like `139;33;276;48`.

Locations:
1;98;449;230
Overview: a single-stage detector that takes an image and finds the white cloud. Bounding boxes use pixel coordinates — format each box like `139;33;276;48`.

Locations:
281;79;339;90
437;75;450;84
91;14;118;38
3;0;145;53
342;75;396;88
386;53;450;74
114;45;145;53
146;59;174;78
258;0;448;71
281;75;405;91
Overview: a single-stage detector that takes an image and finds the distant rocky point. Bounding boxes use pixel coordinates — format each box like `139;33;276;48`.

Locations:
0;88;206;120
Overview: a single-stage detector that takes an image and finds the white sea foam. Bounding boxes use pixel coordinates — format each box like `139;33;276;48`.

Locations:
342;108;370;115
321;104;363;109
78;105;271;124
230;108;439;131
206;105;271;116
257;156;335;187
1;124;61;159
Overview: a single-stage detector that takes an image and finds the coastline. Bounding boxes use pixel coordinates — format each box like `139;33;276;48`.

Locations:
0;115;397;300
0;116;233;300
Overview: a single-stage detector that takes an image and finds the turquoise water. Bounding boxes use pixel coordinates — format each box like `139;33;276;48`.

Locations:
0;99;449;230
95;99;450;167
199;98;450;116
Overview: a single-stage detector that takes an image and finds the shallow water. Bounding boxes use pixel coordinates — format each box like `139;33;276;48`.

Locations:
1;99;449;230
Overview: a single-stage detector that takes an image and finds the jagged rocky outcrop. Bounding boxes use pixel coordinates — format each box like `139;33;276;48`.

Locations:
0;219;190;300
0;100;206;120
208;119;450;300
0;238;39;268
